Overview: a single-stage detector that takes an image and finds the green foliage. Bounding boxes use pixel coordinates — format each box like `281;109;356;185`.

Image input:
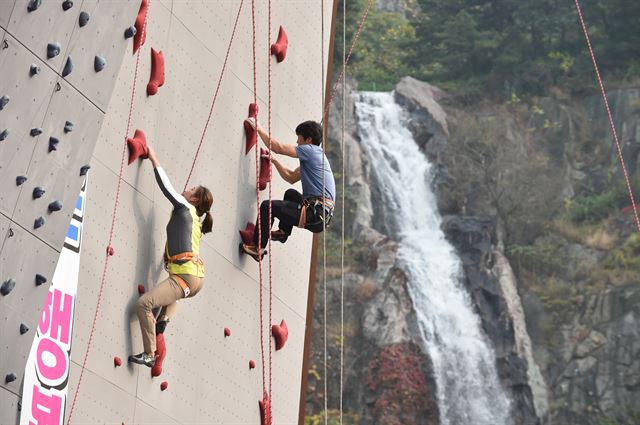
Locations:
506;237;565;275
599;407;640;425
566;183;630;223
305;410;359;425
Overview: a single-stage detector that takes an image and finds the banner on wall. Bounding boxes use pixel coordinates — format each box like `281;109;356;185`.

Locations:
20;178;88;425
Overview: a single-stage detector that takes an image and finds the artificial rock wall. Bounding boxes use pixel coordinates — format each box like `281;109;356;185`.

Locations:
0;1;333;423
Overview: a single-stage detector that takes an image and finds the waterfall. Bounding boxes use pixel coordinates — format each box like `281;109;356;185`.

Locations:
354;91;512;425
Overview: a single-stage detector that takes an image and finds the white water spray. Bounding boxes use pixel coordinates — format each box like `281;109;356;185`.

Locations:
355;91;512;425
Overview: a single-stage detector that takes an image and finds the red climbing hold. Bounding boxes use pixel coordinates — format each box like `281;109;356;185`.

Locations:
224;327;231;337
113;356;122;367
259;148;271;191
239;222;256;245
249;360;255;369
259;392;271;425
160;381;168;391
147;48;165;96
106;245;114;256
133;0;149;54
270;26;288;63
244;103;259;154
137;284;145;295
127;129;148;164
272;319;288;351
152;333;166;377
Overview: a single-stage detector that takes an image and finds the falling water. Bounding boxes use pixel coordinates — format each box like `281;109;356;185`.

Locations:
354;91;512;425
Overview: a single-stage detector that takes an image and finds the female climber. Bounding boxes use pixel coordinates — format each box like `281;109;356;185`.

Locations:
128;146;213;367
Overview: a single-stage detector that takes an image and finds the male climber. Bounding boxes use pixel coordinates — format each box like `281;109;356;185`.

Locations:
241;119;336;260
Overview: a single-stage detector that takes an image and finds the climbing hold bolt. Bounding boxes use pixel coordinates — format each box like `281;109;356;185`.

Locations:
160;381;168;391
47;42;61;59
5;373;17;384
64;121;74;133
30;128;43;137
114;356;122;367
16;176;27;186
48;200;62;213
124;26;137;40
224;327;231;337
62;0;73;11
106;245;114;256
137;284;145;295
48;137;59;152
249;360;255;369
34;216;45;229
0;129;8;141
1;278;16;296
94;55;107;72
20;323;30;335
30;64;41;76
35;274;47;286
79;11;89;27
62;56;73;77
79;165;90;176
27;0;42;12
32;187;46;199
0;95;10;110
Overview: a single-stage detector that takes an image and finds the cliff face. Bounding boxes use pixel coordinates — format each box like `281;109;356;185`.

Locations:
306;77;640;425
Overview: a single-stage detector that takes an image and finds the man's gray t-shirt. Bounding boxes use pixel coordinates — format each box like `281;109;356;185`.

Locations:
296;144;336;201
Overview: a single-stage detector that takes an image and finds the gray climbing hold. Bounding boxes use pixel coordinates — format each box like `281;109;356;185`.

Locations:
80;164;90;176
30;128;43;137
79;11;90;27
30;64;41;76
34;216;45;229
5;373;17;384
62;0;73;11
94;55;107;72
48;137;59;152
0;95;9;110
1;278;16;296
62;56;73;77
16;176;27;186
20;323;29;335
35;274;47;286
0;129;8;141
124;26;137;39
64;121;74;133
48;200;62;212
47;42;61;59
27;0;42;12
33;186;46;199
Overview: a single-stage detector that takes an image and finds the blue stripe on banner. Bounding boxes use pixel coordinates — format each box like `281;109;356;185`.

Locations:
76;195;83;211
67;223;79;241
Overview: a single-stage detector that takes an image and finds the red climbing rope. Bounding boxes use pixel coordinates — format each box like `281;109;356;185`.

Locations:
267;0;274;420
573;0;640;233
322;0;374;123
66;3;150;424
183;0;245;191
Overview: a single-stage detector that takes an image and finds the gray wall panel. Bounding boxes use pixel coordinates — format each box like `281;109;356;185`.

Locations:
0;386;20;425
6;0;81;74
0;32;58;218
64;0;141;111
133;398;180;425
0;1;15;30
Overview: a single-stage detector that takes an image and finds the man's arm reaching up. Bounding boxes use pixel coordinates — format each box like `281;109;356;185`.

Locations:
246;117;297;157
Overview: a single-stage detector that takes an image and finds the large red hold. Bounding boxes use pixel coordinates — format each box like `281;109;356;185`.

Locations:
259;392;271;425
270;26;288;63
239;222;255;245
152;333;166;377
271;319;288;351
127;129;148;165
133;0;149;54
258;148;271;191
244;103;259;154
147;48;165;96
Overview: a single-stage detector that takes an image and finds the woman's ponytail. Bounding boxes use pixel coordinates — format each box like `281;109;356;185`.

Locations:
194;186;214;234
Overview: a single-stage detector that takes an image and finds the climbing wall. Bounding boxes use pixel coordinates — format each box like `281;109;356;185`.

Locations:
1;0;333;424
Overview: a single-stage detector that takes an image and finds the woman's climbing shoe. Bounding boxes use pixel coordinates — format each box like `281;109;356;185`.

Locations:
240;243;267;262
128;352;156;367
270;229;288;243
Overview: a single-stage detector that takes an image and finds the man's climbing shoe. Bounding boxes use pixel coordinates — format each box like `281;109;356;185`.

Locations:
240;243;267;262
271;229;288;243
128;352;156;367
